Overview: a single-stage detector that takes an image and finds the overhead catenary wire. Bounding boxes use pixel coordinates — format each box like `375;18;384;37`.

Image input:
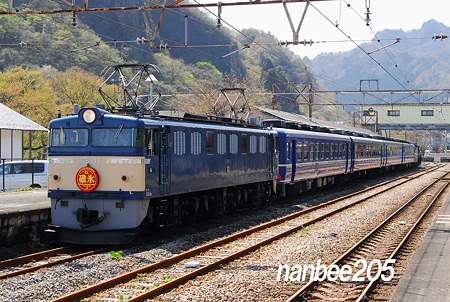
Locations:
191;0;363;89
342;0;410;85
5;34;443;49
9;0;446;96
309;2;418;99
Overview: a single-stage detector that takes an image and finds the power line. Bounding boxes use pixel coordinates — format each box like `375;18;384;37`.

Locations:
341;0;410;86
82;10;289;86
309;2;417;97
191;0;362;89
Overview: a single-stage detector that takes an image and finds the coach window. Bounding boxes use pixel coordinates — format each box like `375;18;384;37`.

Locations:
241;134;248;154
206;132;214;155
296;143;302;162
304;142;308;161
314;143;318;161
319;143;323;159
302;142;307;161
309;143;312;160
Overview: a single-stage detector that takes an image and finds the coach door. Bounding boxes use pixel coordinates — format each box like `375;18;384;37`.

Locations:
349;140;355;173
267;134;275;179
290;139;297;184
159;126;171;195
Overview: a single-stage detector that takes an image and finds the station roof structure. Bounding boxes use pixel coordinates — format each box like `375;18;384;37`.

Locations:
0;103;47;132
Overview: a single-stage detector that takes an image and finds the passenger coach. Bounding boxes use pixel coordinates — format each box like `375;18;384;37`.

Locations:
271;122;419;197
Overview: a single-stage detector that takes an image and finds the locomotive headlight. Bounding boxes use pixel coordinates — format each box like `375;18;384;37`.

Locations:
83;109;96;123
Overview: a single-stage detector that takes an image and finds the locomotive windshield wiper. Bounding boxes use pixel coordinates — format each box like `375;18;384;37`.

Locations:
60;126;65;144
115;125;124;143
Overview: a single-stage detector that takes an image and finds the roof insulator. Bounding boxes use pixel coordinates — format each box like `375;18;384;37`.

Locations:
72;11;77;26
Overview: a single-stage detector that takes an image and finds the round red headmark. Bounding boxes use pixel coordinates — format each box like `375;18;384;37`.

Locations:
75;166;99;192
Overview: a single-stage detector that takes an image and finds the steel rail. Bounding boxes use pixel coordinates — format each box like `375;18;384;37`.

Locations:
285;169;450;302
125;166;443;302
0;246;113;280
1;167;433;283
51;166;437;302
355;178;450;302
0;246;69;268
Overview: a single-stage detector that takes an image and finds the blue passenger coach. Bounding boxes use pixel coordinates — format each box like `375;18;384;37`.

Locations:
274;125;420;197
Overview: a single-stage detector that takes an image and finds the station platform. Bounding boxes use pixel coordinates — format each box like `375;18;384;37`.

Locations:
0;189;50;214
390;189;450;302
0;189;50;246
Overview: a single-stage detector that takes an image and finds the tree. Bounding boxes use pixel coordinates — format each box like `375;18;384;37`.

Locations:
0;67;56;158
50;69;107;108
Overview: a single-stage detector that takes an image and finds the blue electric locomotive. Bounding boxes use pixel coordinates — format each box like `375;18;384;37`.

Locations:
47;107;279;244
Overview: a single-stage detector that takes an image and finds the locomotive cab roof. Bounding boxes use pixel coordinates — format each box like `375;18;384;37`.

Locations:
49;107;146;129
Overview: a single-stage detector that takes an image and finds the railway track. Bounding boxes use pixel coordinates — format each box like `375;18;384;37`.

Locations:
0;166;436;283
0;246;113;280
42;166;444;302
284;169;450;302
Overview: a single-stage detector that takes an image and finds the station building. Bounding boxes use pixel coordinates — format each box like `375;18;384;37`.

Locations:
0;103;48;161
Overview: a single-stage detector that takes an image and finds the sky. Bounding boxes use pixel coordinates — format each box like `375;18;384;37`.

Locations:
207;0;450;59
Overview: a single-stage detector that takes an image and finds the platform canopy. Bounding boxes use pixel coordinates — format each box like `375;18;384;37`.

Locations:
0;103;47;132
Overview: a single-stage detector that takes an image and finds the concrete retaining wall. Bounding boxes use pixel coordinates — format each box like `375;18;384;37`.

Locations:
0;209;51;246
423;153;450;162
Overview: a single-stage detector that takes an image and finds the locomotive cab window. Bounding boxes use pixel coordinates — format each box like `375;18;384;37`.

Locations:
135;128;145;147
51;128;88;147
92;127;134;147
147;128;158;156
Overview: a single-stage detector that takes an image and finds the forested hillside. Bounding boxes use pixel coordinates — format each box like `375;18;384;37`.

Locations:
0;0;352;158
0;0;319;92
308;20;449;91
